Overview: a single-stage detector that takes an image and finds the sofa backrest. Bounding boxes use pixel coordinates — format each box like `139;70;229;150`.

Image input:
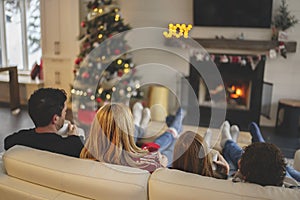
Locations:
3;145;150;200
149;168;300;200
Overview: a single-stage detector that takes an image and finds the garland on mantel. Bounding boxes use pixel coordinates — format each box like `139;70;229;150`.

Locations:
192;52;264;71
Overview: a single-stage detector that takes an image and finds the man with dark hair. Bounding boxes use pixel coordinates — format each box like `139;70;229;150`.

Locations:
4;88;84;157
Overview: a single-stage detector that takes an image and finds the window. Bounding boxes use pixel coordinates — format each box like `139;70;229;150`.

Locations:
0;0;41;71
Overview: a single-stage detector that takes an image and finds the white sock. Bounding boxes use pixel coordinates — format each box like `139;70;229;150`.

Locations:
204;129;212;148
167;127;179;138
230;125;240;143
140;108;151;129
132;102;143;126
220;121;232;148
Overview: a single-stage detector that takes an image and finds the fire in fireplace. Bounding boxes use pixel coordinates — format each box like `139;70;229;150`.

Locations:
199;79;252;110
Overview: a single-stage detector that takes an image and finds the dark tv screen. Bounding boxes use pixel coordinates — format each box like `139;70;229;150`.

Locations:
193;0;273;28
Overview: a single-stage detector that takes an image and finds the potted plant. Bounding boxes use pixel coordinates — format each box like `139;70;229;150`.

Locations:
272;0;298;40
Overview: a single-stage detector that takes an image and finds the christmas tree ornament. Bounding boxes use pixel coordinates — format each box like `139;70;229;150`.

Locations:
97;63;102;69
87;88;93;94
75;57;83;65
81;21;86;28
117;70;123;77
132;90;137;96
119;89;125;96
81;71;90;79
96;97;102;103
114;49;121;55
93;42;99;48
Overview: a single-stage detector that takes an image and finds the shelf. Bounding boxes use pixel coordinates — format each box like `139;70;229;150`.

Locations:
165;38;297;53
193;38;297;53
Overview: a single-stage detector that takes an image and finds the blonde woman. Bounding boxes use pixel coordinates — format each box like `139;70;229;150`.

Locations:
80;103;166;172
173;131;229;179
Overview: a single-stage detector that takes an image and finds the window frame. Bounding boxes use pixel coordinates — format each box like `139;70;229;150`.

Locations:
0;0;40;72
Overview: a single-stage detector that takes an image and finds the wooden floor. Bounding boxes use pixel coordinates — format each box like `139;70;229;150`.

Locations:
0;105;299;158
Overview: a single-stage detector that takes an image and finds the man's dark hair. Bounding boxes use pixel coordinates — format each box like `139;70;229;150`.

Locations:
240;142;286;186
28;88;67;127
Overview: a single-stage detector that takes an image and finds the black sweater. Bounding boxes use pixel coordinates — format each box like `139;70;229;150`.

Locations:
4;128;84;158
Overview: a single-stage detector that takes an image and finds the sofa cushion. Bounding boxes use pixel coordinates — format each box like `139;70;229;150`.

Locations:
149;168;300;200
3;145;150;200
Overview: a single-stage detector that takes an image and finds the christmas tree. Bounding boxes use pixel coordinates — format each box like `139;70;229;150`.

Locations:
273;0;298;31
72;0;142;128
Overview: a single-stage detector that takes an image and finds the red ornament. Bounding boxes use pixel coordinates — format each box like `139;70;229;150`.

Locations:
114;49;121;55
75;57;83;65
117;70;123;77
81;72;90;79
96;97;102;103
81;21;86;28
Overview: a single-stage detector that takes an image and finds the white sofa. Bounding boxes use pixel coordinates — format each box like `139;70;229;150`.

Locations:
0;145;299;200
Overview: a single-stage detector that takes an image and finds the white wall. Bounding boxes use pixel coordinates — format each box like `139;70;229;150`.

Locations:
119;0;300;126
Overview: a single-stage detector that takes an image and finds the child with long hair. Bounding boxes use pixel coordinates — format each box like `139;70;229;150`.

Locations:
80;103;184;172
172;130;229;179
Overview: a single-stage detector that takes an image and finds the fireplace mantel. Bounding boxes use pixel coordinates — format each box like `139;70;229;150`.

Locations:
192;38;297;53
165;38;297;54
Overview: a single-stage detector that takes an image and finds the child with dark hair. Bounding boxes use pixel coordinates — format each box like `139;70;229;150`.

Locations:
220;121;299;187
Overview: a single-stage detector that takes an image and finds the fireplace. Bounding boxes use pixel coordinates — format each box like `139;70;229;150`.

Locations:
187;54;266;130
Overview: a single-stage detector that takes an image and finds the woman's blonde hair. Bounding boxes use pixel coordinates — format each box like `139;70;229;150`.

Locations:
172;131;214;177
80;103;148;167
